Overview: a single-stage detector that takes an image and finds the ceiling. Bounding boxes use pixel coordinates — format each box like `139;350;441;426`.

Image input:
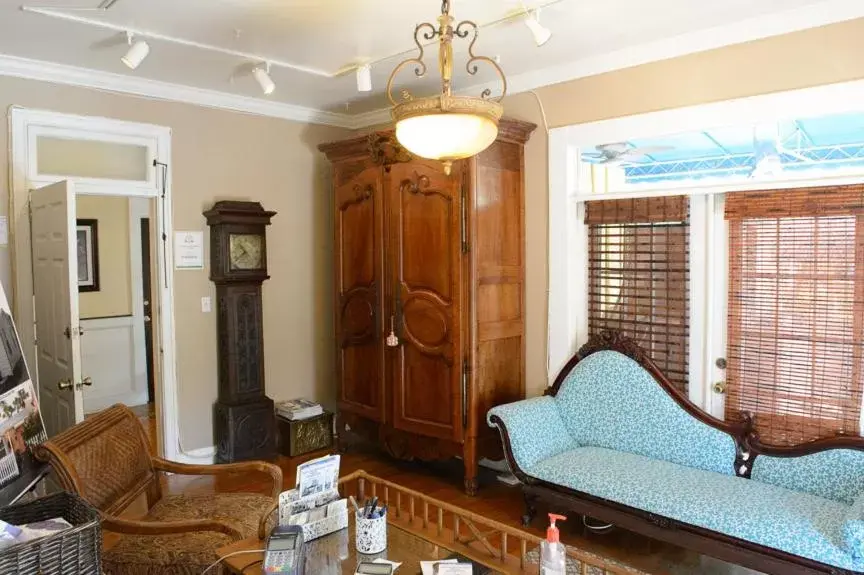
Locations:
1;0;862;126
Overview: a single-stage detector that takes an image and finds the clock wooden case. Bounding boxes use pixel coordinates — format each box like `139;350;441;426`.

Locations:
204;200;277;462
319;119;535;494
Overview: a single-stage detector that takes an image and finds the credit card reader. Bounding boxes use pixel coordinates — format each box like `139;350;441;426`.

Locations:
263;524;305;574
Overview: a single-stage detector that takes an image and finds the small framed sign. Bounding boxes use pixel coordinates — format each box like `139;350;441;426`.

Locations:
76;219;99;292
174;231;204;269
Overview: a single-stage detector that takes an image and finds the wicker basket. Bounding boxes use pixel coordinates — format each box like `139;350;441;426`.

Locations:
0;491;102;574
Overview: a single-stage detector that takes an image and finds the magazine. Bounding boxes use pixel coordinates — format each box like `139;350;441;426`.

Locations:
276;398;323;420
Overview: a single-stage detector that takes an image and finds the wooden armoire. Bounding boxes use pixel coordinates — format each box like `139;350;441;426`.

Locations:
319;118;535;494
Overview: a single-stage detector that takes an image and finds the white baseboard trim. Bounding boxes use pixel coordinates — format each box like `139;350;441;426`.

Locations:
170;446;216;464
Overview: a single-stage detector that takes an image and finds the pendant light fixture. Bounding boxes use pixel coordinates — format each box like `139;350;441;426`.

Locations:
121;32;150;70
387;0;507;175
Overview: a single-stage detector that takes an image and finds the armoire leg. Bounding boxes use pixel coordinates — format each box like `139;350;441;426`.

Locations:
463;437;478;496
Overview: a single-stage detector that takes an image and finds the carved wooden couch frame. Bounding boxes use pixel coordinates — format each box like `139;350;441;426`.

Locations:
489;331;864;575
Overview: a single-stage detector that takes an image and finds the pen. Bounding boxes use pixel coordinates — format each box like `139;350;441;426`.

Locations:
368;497;378;519
379;504;388;517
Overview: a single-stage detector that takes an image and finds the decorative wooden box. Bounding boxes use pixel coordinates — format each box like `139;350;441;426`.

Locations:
276;412;333;457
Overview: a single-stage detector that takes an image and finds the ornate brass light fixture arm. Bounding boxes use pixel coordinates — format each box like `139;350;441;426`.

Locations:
456;20;508;102
386;22;438;105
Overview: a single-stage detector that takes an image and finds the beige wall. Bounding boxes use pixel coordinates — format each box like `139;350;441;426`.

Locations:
3;16;864;446
0;75;351;450
77;195;132;319
498;17;864;397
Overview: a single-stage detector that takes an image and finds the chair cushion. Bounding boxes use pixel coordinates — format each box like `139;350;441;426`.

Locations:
528;446;863;572
103;493;273;575
752;449;864;505
554;351;737;475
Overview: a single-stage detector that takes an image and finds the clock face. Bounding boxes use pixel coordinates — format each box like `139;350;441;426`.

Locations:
229;234;264;270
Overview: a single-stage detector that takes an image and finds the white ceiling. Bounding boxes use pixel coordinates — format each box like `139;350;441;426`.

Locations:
0;0;862;126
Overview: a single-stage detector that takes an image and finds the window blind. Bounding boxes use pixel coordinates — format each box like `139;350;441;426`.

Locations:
586;196;690;392
725;185;864;446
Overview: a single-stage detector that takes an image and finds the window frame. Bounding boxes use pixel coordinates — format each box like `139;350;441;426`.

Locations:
549;78;864;424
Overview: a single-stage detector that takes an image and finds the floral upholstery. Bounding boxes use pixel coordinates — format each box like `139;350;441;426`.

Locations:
528;447;864;572
487;349;864;572
103;493;274;575
486;396;576;471
554;351;737;475
842;493;864;560
752;449;864;505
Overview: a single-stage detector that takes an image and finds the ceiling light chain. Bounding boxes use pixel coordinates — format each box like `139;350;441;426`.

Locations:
387;0;506;174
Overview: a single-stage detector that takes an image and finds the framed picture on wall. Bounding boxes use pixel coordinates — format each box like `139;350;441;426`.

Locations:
76;219;100;292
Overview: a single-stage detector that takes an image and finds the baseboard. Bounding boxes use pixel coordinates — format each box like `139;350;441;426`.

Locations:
171;446;216;464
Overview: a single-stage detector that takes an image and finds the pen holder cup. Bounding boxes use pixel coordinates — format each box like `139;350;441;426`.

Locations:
355;509;387;554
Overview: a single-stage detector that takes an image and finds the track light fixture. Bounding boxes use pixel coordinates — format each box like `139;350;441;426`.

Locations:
121;32;150;69
356;64;372;93
253;63;275;95
524;9;551;47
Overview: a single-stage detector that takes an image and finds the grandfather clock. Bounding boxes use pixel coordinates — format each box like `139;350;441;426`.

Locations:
204;201;277;462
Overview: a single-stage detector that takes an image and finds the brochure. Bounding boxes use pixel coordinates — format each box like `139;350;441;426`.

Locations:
296;454;340;499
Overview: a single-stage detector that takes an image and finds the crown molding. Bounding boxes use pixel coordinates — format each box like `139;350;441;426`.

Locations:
3;0;863;132
468;0;864;116
0;53;356;128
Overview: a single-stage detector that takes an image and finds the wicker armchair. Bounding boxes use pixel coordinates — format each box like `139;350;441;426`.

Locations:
34;404;282;575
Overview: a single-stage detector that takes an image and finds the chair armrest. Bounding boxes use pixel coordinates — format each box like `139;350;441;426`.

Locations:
152;457;283;498
487;396;576;475
101;514;243;540
258;501;279;540
842;494;864;559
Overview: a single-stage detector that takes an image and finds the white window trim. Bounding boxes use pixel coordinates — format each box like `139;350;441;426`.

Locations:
9;108;208;463
548;77;864;413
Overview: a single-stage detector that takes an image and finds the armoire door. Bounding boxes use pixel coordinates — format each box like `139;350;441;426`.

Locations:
387;160;464;441
334;166;385;421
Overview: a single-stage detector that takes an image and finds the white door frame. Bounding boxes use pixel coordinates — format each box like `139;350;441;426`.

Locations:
9;108;198;463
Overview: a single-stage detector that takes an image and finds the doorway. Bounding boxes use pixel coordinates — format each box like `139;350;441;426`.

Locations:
11;108;186;461
75;196;158;442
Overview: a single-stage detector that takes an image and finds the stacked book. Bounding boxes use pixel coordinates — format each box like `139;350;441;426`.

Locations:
276;398;323;421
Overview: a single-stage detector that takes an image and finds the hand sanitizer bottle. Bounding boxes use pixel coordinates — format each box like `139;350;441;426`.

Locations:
540;513;567;575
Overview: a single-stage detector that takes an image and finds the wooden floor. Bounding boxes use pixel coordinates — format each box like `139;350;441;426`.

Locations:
142;414;759;575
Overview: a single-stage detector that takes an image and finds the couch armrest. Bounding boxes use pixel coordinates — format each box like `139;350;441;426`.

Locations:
487;396;576;475
842;493;864;559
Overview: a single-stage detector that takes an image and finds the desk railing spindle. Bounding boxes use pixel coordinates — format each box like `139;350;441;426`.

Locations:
423;501;429;528
410;496;415;522
396;492;401;518
437;508;443;535
520;539;527;569
501;532;507;562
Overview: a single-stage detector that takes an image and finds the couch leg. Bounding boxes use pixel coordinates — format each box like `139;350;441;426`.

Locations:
521;492;537;527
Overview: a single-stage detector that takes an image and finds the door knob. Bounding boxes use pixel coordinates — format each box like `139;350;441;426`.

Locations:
80;377;93;387
712;381;727;394
57;378;73;391
144;315;151;323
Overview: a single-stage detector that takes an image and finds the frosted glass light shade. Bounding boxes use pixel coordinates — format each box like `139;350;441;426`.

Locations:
395;113;498;161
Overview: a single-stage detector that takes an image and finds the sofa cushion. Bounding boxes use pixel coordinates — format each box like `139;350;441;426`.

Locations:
528;446;863;572
842;493;864;560
554;351;737;475
487;396;577;471
752;449;864;505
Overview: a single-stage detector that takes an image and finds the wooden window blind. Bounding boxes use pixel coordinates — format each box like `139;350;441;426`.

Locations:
586;196;690;392
725;185;864;446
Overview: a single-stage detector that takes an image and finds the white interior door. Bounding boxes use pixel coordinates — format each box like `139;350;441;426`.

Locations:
31;180;83;437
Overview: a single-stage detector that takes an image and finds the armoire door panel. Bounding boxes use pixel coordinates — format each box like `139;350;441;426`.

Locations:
388;161;463;441
334;167;384;421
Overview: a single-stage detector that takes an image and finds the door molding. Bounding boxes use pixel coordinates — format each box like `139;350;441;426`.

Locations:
9;108;205;463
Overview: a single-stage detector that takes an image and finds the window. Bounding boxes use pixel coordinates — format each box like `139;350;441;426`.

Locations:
586;196;690;392
725;186;864;445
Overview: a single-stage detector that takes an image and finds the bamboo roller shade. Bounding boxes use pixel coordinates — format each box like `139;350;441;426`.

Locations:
586;196;690;393
725;185;864;446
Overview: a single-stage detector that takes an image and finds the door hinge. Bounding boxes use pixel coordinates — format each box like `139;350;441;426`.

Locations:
460;183;469;254
462;359;471;429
